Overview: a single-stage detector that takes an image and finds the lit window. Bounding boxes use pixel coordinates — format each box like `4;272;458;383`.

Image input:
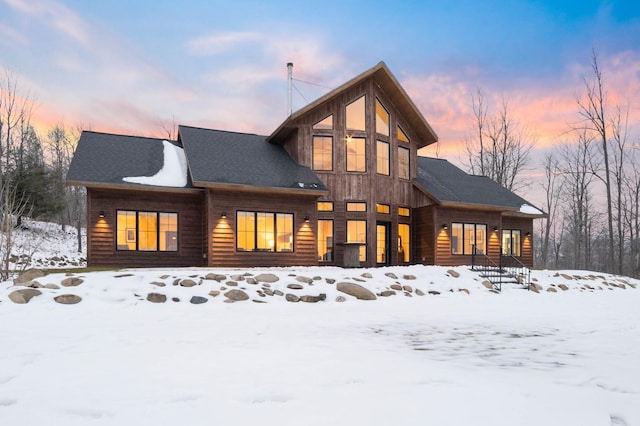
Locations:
313;114;333;130
346;202;366;212
317;201;334;211
318;219;334;262
346;137;366;172
313;136;333;171
346;95;365;131
398;223;410;263
398;126;409;143
376;224;387;264
376;203;390;214
116;210;177;252
451;222;486;255
347;219;367;262
398;146;409;179
502;229;521;256
237;211;293;252
376;99;390;136
377;140;390;175
398;207;410;217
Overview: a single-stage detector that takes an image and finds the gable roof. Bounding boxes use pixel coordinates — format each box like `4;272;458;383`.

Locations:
178;125;327;195
268;61;438;148
414;156;546;216
66;131;196;191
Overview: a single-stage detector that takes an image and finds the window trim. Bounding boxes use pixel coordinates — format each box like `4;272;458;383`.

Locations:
116;209;179;252
451;222;487;255
346;136;366;172
346;202;367;212
501;229;522;257
312;135;333;171
376;140;390;176
398;146;410;180
376;203;390;214
317;201;334;212
236;210;294;253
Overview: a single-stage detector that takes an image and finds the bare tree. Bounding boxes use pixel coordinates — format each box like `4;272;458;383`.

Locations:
0;181;31;280
539;153;562;268
465;89;534;192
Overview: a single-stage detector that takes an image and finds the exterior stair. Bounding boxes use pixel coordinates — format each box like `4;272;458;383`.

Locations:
471;253;531;292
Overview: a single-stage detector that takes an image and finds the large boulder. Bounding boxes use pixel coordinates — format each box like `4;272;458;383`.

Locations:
255;273;279;283
14;269;47;285
224;289;249;301
61;277;84;287
9;289;42;304
336;282;377;300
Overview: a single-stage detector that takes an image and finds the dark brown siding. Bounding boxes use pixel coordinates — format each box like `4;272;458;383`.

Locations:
87;188;205;267
207;189;318;267
502;216;535;267
413;205;435;264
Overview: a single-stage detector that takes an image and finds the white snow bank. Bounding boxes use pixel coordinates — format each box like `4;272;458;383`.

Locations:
123;140;188;187
520;203;544;215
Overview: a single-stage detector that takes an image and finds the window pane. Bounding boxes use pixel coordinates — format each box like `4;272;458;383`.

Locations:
376;224;387;263
451;223;463;254
375;99;390;136
117;210;136;250
313;114;333;130
398;223;410;263
159;213;178;251
398;126;409;143
346;95;365;131
346;202;366;212
318;219;334;262
398;207;410;217
346;137;366;172
463;223;475;255
475;224;486;255
376;203;390;214
398;146;409;179
256;212;275;251
347;220;366;262
317;201;334;211
138;212;158;251
313;136;333;171
237;211;255;251
276;213;293;252
376;140;390;175
512;230;521;256
501;230;511;255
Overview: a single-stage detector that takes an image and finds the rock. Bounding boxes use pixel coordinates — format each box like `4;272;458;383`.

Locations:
336;282;376;300
230;274;245;281
255;273;279;283
54;294;82;305
13;269;47;285
44;283;60;290
172;278;180;286
428;290;440;295
147;293;167;303
172;297;180;302
8;289;42;304
246;277;257;285
212;274;227;282
560;274;574;280
274;290;284;296
379;290;396;297
16;280;43;288
114;273;134;278
459;288;470;294
208;290;220;297
558;284;569;291
224;289;249;301
252;299;267;304
225;281;238;287
313;276;322;281
295;276;313;284
482;281;494;289
415;289;425;296
326;278;336;284
402;285;413;293
287;283;304;290
190;296;208;304
335;296;346;302
402;274;416;280
300;294;326;303
529;283;543;293
404;292;413;297
263;288;273;296
61;277;84;287
180;279;198;287
160;275;171;279
361;272;373;279
385;272;398;280
390;284;403;291
150;281;166;287
547;287;558;293
447;269;460;278
285;293;300;302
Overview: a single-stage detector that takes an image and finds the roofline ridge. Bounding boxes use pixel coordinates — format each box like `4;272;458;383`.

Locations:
81;130;173;142
178;124;266;138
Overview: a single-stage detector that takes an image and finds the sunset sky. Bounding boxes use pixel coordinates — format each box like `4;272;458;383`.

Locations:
1;0;639;203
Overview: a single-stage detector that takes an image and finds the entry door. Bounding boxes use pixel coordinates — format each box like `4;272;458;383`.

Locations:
376;222;390;266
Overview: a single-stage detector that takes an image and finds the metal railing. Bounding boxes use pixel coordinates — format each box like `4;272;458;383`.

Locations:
471;250;531;291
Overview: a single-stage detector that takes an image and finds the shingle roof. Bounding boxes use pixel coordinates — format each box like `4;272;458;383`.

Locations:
178;125;327;193
66;131;194;189
414;156;541;212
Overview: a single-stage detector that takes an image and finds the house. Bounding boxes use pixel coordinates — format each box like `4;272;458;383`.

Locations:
66;62;545;269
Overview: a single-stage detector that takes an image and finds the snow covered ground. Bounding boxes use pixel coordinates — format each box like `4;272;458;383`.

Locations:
1;222;639;425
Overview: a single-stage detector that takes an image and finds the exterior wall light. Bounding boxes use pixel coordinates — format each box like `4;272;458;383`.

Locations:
526;232;531;237
98;211;105;218
493;226;498;231
442;224;448;230
221;212;227;219
304;215;310;222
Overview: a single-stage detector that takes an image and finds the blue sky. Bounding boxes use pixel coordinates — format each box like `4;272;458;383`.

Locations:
1;0;639;175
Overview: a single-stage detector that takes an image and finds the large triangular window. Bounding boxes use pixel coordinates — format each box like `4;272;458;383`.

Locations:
346;96;366;131
375;99;390;136
313;115;333;130
398;126;409;143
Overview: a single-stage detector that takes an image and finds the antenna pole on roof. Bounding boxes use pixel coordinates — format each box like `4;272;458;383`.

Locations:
287;62;293;116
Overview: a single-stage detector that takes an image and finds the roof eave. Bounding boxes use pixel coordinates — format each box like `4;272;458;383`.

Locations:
192;181;329;197
66;180;203;194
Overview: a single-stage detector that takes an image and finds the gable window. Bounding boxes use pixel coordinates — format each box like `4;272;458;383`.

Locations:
398;223;410;263
346;136;366;172
502;229;521;256
376;140;390;175
398;206;410;217
451;223;486;255
398;126;409;143
347;219;367;262
346;95;365;131
318;219;334;262
398;146;410;179
375;99;390;136
317;201;334;211
313;136;333;171
346;202;366;212
236;211;293;252
376;203;390;214
313;114;333;130
116;210;178;252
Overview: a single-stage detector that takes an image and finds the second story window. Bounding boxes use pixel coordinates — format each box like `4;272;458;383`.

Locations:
376;99;390;136
377;140;390;175
346;95;366;131
398;146;409;179
313;136;333;171
346;136;366;172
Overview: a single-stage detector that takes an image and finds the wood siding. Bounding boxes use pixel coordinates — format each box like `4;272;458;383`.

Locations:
502;216;534;267
206;189;318;267
87;188;205;267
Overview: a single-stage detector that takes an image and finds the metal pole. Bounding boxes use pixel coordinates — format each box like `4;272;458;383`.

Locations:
287;62;293;116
